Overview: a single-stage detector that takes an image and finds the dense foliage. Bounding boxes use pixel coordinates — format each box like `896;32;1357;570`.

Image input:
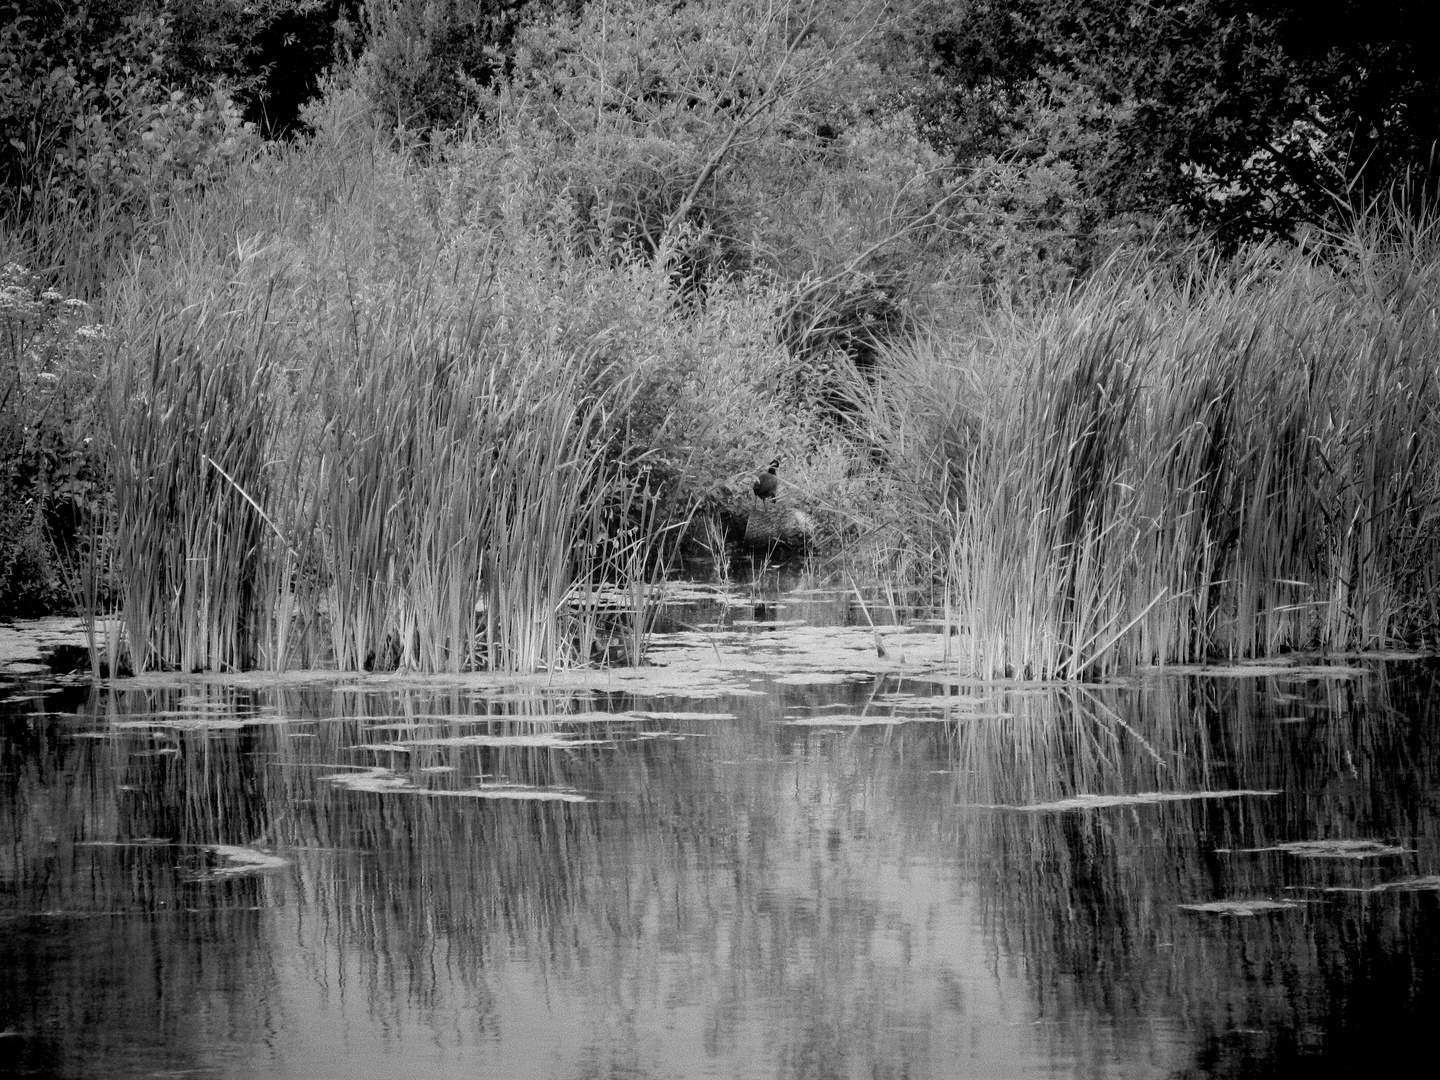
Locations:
0;265;104;615
913;0;1440;244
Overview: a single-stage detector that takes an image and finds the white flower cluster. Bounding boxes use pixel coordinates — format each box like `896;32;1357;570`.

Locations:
0;263;108;343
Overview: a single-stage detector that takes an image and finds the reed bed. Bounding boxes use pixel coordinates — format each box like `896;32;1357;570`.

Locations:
875;219;1440;678
103;264;666;673
107;313;280;673
77;79;723;675
85;93;799;673
63;81;1440;677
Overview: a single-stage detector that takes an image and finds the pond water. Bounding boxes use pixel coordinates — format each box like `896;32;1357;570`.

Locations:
2;599;1438;1078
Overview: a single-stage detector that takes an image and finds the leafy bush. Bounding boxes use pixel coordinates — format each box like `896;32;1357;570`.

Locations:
1;3;259;295
481;2;956;301
909;0;1440;245
359;0;538;131
0;263;106;616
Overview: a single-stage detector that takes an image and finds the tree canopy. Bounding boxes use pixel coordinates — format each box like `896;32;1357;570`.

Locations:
3;0;1435;268
912;0;1439;242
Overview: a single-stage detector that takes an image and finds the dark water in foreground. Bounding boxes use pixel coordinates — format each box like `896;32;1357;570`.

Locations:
2;651;1439;1078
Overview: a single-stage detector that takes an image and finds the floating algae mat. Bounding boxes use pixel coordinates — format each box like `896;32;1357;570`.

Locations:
3;607;1440;1077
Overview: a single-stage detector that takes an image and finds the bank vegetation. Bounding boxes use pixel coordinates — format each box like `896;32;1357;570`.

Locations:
2;0;1436;676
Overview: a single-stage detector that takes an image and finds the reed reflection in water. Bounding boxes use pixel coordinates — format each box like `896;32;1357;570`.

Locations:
1;662;1438;1078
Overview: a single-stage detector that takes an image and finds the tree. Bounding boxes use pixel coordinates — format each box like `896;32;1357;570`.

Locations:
502;0;879;246
0;3;259;222
359;0;558;131
478;1;955;372
910;1;1440;243
164;0;364;137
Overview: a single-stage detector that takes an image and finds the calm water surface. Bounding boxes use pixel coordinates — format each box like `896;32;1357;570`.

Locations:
2;627;1438;1078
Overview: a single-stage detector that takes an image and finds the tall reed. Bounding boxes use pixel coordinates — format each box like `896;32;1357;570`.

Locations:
93;89;770;675
103;266;663;674
874;216;1440;677
107;311;280;672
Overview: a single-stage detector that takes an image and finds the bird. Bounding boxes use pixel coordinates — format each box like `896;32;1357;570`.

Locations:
752;458;780;502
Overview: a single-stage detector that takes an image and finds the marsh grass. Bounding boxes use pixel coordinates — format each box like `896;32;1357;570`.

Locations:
103;259;672;674
107;314;277;672
88;91;738;674
872;217;1440;678
5;183;134;303
38;73;1440;677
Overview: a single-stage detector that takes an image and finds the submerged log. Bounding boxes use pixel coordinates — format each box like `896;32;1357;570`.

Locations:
743;505;816;547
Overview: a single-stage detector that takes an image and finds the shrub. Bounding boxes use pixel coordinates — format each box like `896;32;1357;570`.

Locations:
358;0;539;131
1;3;259;297
0;263;107;616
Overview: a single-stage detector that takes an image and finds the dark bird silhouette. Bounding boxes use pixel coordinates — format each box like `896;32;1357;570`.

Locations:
753;458;780;502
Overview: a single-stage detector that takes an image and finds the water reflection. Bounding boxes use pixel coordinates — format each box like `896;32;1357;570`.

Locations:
2;662;1438;1077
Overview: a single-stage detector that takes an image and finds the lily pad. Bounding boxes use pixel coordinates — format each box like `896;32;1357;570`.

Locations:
786;712;1010;727
429;785;589;803
395;732;606;748
319;766;413;792
1226;839;1412;859
1003;789;1279;812
1323;875;1440;894
200;845;290;877
626;711;736;721
1179;900;1303;916
1386;875;1440;890
111;710;281;730
319;765;590;801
